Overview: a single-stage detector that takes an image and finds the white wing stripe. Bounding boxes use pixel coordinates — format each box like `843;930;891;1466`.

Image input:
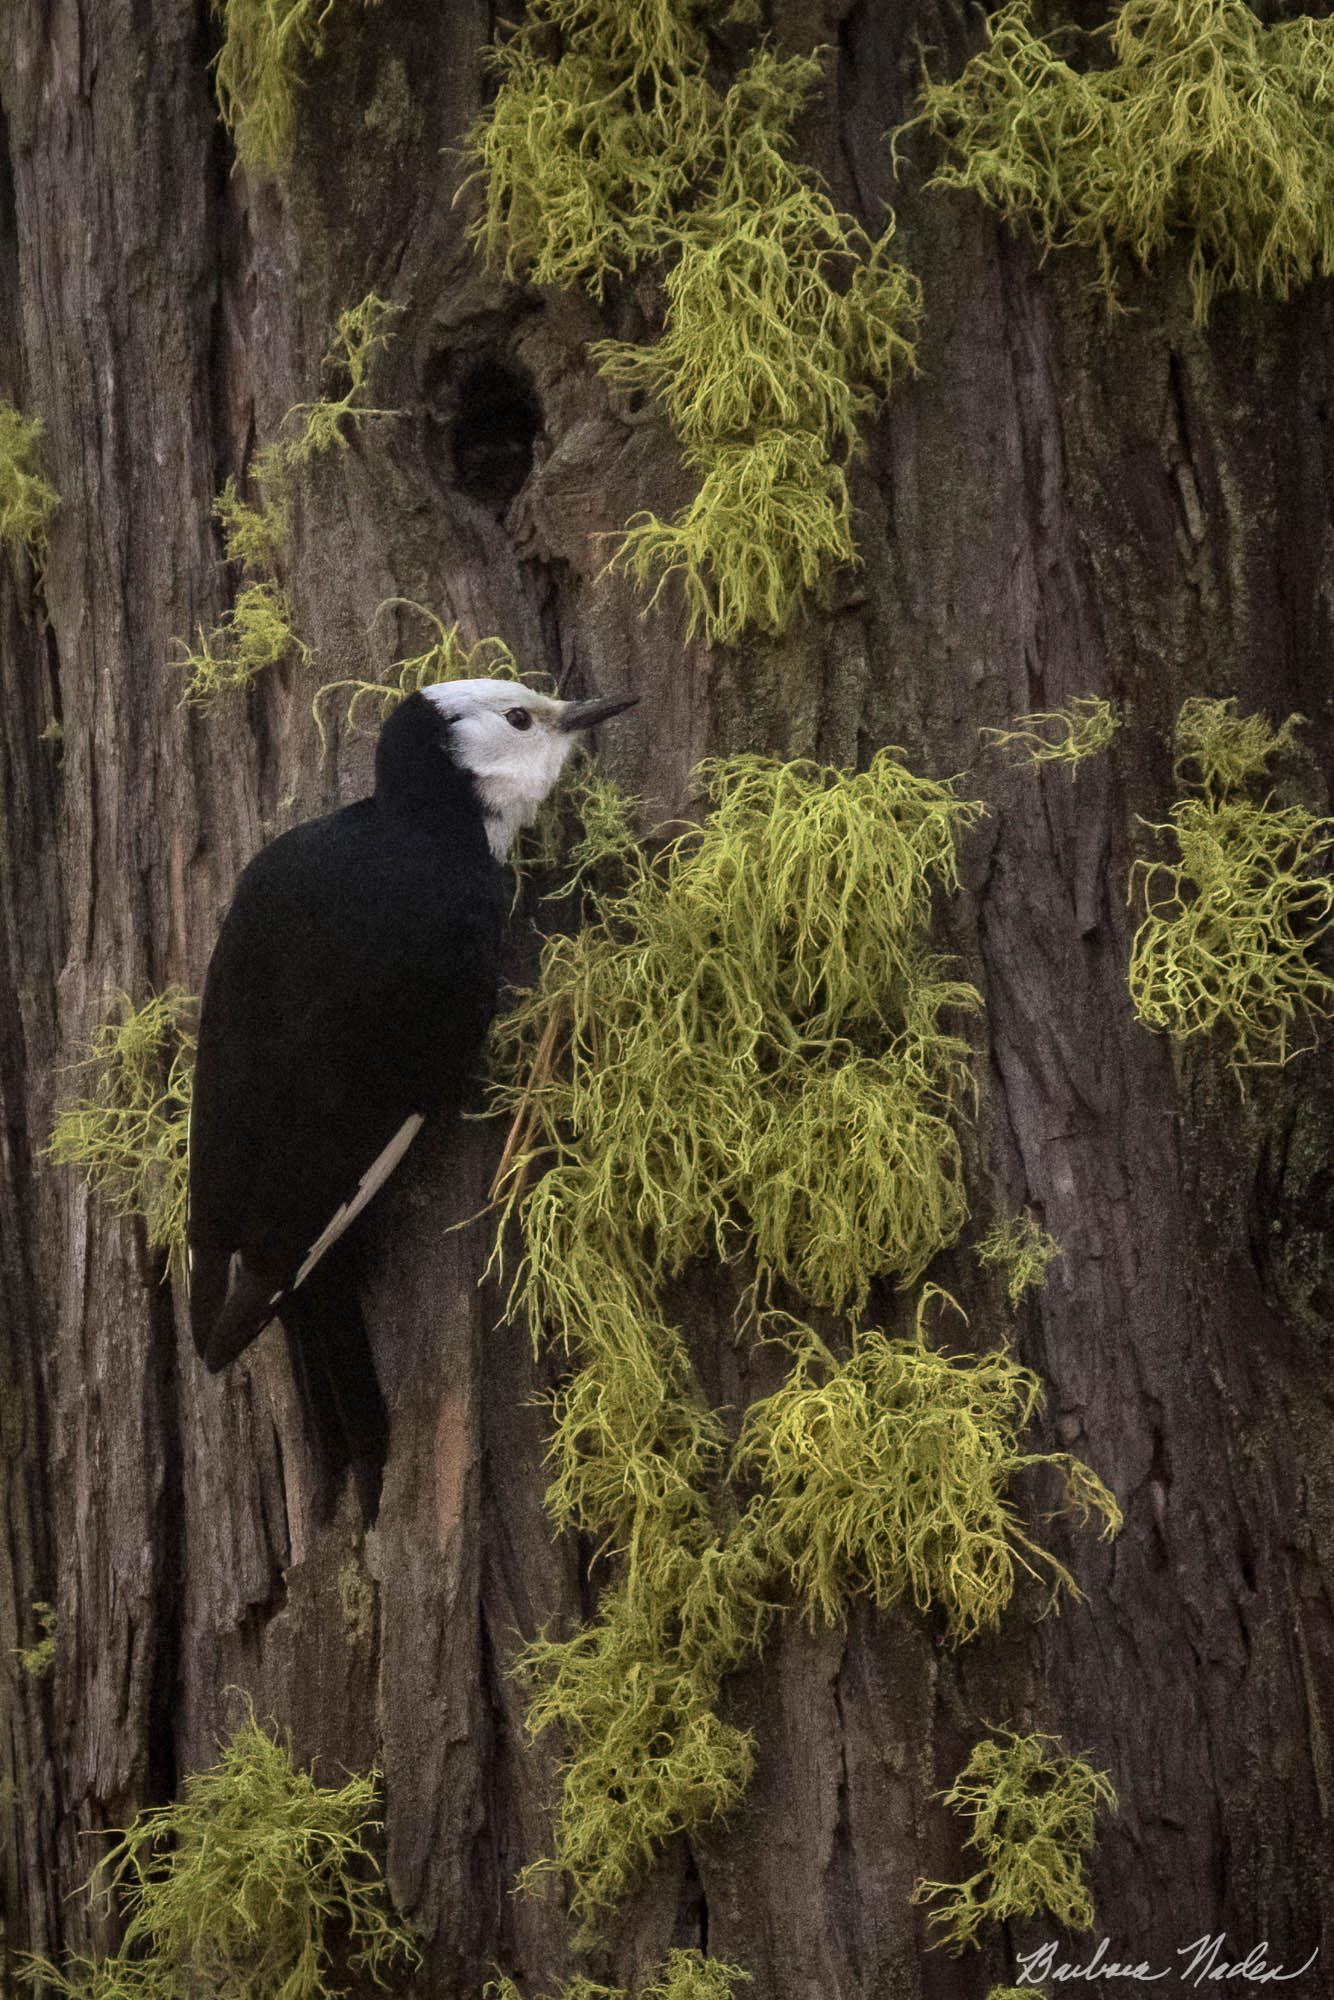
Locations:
292;1113;426;1291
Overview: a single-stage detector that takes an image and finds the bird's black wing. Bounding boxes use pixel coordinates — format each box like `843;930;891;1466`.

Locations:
188;800;503;1370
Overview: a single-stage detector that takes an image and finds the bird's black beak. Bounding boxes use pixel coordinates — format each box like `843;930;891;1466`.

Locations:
557;694;640;733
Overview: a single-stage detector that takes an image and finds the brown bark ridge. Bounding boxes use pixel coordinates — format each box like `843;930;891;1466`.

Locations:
1;0;1331;1994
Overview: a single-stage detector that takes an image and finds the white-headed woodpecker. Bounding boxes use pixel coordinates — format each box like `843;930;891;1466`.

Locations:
187;678;637;1514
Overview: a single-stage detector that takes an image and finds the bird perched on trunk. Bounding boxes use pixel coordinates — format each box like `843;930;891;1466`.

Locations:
188;677;637;1516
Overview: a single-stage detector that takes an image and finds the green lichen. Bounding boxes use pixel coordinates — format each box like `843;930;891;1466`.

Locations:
13;1603;56;1681
735;1297;1116;1645
1129;798;1334;1064
214;291;400;579
282;294;402;465
311;602;524;753
214;441;289;573
490;752;1119;1925
541;766;645;899
488;1953;750;2000
465;14;919;641
913;1729;1117;1951
175;581;312;710
611;430;856;648
0;405;60;561
20;1710;416;2000
982;696;1120;773
911;0;1334;324
517;1533;769;1916
45;990;195;1260
638;1958;748;2000
975;1211;1063;1306
1172;694;1304;795
600;52;919;641
589;52;917;454
212;0;382;174
494;752;985;1319
1128;701;1334;1067
462;0;719;299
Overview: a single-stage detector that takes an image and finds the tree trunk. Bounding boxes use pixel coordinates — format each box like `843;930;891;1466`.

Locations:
1;1;1330;1995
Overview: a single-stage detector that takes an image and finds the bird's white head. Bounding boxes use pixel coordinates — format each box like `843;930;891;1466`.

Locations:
424;678;636;858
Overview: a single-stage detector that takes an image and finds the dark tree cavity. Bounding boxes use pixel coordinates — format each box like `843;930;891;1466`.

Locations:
450;357;542;513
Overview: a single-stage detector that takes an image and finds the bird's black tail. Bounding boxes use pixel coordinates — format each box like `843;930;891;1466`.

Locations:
278;1239;388;1523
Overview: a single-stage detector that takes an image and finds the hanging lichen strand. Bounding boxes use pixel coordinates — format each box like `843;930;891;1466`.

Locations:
1128;698;1334;1067
312;605;529;751
981;697;1120;774
0;403;60;560
175;582;313;710
176;294;400;709
911;0;1334;324
912;1730;1117;1951
212;0;381;172
490;754;1121;1929
20;1711;417;1999
463;4;920;643
45;989;195;1261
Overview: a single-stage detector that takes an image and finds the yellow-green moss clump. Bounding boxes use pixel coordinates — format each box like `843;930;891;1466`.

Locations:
465;9;920;642
1172;693;1304;794
464;0;720;297
489;1953;750;2000
13;1602;56;1681
1128;699;1334;1067
975;1210;1063;1306
982;696;1120;773
21;1711;416;2000
491;752;1119;1927
175;581;312;710
597;54;919;642
213;439;289;574
0;404;59;560
515;1465;772;1919
913;1729;1116;1951
45;990;194;1259
913;0;1334;323
215;292;400;561
737;1298;1114;1644
212;0;381;173
495;753;985;1319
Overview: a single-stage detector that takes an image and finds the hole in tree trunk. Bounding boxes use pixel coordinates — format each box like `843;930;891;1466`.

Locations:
449;357;541;514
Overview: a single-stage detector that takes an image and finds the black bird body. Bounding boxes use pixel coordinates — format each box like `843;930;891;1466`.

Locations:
189;779;502;1354
187;680;635;1513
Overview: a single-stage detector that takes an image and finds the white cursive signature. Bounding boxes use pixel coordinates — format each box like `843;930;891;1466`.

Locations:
1177;1937;1320;1988
1012;1936;1320;1987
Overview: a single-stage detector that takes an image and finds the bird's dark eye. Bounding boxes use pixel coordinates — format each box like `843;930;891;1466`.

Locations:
506;707;534;731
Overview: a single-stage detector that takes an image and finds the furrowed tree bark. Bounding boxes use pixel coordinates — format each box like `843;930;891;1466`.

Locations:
1;0;1331;1995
